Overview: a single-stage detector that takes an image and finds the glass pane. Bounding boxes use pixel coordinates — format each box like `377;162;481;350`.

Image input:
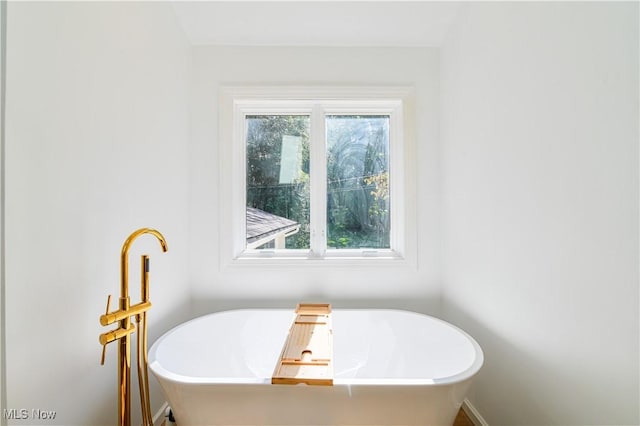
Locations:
246;115;310;249
326;115;390;249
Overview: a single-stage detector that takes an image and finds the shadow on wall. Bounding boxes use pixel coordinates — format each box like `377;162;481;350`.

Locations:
147;297;192;344
443;300;523;425
189;297;441;322
442;300;595;426
89;392;114;426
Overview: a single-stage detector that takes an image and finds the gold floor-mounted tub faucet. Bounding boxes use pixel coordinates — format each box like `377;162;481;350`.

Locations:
99;228;168;426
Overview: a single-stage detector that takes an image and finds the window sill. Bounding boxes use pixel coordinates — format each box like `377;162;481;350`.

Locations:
225;249;415;269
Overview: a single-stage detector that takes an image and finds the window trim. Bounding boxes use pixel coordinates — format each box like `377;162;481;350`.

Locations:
219;86;417;268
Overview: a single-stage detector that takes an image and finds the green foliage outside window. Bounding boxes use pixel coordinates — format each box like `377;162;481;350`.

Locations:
246;114;390;250
326;115;390;249
246;115;311;249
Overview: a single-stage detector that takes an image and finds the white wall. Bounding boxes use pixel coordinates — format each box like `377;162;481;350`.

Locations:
441;2;638;425
6;3;636;425
0;1;6;424
189;46;442;315
5;2;190;424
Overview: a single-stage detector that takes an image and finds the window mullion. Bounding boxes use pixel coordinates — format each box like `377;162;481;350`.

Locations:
310;104;327;256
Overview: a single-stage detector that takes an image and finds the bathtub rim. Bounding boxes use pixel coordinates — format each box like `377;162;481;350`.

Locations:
148;308;484;387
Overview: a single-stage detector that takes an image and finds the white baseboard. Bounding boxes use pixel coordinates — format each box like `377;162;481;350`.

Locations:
153;401;169;426
462;398;489;426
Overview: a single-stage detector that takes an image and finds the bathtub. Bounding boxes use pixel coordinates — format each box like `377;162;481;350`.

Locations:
148;309;483;425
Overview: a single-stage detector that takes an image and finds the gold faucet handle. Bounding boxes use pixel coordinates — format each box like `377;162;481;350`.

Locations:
99;324;135;364
100;295;113;326
104;294;112;315
100;316;111;365
100;343;108;365
99;295;112;365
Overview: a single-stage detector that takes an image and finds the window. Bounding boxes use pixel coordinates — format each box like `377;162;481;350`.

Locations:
219;86;416;265
326;115;390;250
246;114;311;250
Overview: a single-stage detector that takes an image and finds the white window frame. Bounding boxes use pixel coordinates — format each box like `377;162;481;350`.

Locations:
219;86;417;267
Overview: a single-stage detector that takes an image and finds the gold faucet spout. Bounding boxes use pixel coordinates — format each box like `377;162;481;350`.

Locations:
120;228;168;300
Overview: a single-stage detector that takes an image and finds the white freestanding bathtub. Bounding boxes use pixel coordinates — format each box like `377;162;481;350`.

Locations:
148;309;483;425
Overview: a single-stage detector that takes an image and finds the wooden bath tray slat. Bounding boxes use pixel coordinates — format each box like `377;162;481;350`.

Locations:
272;304;333;386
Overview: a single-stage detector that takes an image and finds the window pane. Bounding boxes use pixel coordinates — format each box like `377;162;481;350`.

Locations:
246;115;310;249
326;115;390;249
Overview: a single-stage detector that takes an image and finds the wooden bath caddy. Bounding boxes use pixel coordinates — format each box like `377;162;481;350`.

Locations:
272;304;333;386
